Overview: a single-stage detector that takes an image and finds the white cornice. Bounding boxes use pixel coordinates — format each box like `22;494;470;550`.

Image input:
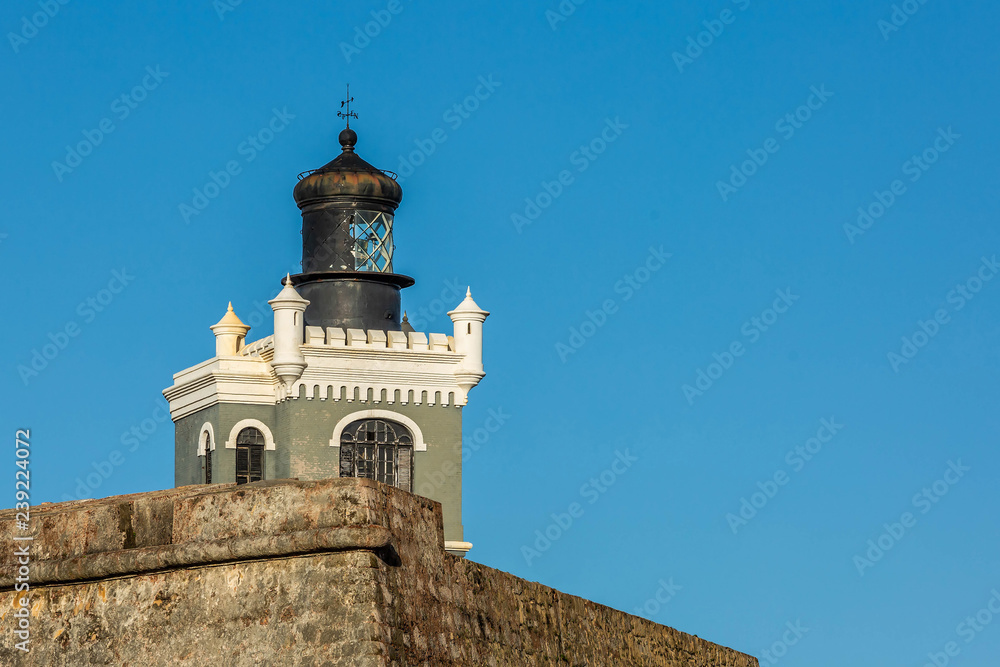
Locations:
164;356;278;421
301;345;461;363
444;540;473;556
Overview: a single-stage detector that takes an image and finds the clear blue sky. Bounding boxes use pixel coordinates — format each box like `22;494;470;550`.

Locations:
2;1;999;664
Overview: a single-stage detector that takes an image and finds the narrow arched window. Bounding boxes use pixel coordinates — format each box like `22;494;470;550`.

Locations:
235;427;265;484
339;419;413;491
204;432;212;484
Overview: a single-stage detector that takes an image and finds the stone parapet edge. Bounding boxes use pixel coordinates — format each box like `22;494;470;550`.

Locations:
0;524;392;590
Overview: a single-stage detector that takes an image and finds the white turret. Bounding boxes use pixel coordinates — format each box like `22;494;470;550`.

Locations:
448;287;489;396
268;274;310;389
210;302;250;356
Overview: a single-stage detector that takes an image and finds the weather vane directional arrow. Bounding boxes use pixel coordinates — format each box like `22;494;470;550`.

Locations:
338;84;358;128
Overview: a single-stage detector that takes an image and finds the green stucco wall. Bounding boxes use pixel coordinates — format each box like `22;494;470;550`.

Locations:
174;396;464;543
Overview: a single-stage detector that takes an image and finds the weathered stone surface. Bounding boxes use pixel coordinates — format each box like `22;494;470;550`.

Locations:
0;479;756;666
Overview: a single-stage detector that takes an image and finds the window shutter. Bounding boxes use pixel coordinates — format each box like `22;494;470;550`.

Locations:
396;447;411;492
250;445;263;482
340;443;355;477
236;446;249;484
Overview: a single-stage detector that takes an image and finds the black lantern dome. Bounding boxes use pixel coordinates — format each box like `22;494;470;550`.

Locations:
292;129;402;210
288;127;414;332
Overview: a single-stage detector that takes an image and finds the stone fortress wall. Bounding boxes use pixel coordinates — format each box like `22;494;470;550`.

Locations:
0;479;757;666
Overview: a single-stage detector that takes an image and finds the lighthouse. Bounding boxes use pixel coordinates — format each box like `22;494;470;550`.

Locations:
164;117;487;556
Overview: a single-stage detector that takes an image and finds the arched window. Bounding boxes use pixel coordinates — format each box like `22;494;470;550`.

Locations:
204;432;212;484
339;419;413;492
235;427;265;485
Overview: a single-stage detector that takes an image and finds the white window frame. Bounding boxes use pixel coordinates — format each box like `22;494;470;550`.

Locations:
329;410;427;451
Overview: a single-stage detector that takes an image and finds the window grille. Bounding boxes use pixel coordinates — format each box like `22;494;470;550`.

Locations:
205;432;212;484
339;419;413;491
350;211;394;272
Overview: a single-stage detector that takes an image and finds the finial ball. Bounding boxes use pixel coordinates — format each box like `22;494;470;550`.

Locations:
339;128;357;150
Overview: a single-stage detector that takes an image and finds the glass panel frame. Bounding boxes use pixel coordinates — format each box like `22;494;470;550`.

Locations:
350;210;394;272
339;419;413;491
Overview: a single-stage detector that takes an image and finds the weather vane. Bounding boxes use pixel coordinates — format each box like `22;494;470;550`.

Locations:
338;84;358;128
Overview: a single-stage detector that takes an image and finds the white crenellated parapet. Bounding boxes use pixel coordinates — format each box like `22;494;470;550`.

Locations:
299;327;454;352
268;275;310;389
164;289;491;420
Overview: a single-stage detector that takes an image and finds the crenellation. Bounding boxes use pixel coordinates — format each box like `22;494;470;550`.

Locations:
346;328;368;347
388;330;407;349
327;327;346;346
408;331;429;350
305;325;325;344
306;326;459;353
428;332;449;351
239;335;274;359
